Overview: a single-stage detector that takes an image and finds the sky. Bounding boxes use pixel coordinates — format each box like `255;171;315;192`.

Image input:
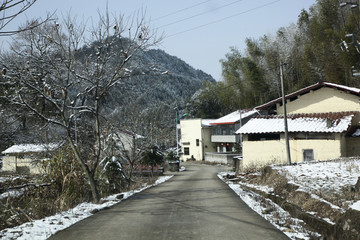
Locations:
1;0;317;81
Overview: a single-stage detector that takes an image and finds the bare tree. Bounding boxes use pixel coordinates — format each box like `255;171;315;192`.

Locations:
0;0;51;36
3;11;162;202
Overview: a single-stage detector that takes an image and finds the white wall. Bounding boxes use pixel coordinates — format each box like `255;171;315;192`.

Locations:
180;119;203;161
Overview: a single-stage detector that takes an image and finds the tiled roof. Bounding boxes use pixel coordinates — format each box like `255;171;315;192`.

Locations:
210;109;258;125
236;112;356;134
256;82;360;110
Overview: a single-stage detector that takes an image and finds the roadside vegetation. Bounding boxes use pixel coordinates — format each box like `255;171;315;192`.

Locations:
0;144;171;231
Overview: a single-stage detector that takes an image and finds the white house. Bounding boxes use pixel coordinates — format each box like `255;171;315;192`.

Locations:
1;143;60;174
179;119;216;161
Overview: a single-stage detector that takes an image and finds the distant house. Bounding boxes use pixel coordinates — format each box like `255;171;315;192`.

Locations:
1;143;60;174
237;82;360;169
209;109;258;152
179;119;216;161
179;110;259;164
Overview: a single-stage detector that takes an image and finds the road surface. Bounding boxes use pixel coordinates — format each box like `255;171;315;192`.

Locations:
49;163;289;240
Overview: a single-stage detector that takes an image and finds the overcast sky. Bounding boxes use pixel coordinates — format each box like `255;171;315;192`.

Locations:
1;0;316;81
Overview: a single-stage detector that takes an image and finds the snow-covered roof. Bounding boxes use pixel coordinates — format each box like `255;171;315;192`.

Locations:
201;119;216;127
236;112;356;134
210;109;258;125
2;143;60;155
256;82;360;110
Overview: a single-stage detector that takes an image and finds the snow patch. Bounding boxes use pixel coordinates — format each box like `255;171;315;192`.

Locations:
218;173;318;239
350;200;360;211
0;175;173;240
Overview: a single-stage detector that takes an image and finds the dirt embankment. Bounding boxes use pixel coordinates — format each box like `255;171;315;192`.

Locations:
238;166;360;240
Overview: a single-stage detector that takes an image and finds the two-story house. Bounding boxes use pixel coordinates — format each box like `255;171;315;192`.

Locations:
209;109;258;152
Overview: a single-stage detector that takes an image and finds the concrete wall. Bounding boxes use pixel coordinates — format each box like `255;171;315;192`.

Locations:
242;133;343;169
204;152;237;165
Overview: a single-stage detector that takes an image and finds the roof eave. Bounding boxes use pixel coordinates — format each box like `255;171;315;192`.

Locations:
210;122;237;126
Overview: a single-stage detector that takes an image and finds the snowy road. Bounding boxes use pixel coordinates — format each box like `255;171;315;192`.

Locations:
49;163;289;240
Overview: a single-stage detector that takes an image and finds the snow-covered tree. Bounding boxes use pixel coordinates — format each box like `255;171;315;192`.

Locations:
2;11;162;203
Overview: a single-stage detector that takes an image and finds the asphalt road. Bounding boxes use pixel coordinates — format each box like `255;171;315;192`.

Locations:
49;163;289;240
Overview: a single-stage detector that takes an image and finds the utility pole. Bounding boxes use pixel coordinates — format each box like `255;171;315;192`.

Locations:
239;109;243;150
280;62;292;165
175;107;179;157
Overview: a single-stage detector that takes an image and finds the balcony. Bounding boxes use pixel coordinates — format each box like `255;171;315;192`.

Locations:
211;135;238;143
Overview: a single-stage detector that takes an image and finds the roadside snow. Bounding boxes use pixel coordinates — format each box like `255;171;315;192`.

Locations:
0;175;173;240
218;172;318;240
219;159;360;239
350;200;360;211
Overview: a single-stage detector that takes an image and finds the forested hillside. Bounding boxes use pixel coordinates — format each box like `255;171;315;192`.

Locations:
187;0;360;118
0;35;214;150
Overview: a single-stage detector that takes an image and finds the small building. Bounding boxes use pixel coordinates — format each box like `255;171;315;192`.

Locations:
237;82;360;170
179;119;216;161
209;109;258;152
1;143;60;174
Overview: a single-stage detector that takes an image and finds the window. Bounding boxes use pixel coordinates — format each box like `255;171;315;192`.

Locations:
196;139;199;146
303;149;314;161
248;133;280;141
184;147;190;155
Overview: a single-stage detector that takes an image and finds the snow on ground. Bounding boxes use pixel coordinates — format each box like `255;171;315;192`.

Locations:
219;159;360;239
0;189;24;200
273;158;360;208
218;172;319;240
351;200;360;211
0;175;173;240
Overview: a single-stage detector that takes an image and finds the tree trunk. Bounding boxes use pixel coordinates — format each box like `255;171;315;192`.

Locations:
67;134;100;203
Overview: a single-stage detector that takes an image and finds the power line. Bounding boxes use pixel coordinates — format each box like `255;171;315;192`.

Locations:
152;0;212;22
165;0;281;39
157;0;244;29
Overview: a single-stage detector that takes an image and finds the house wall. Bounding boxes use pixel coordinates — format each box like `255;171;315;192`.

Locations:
277;87;360;115
242;134;343;169
2;155;43;174
202;127;216;155
2;156;16;172
180;119;203;161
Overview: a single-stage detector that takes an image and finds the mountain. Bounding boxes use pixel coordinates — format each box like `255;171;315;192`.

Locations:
104;48;215;109
90;43;216;146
